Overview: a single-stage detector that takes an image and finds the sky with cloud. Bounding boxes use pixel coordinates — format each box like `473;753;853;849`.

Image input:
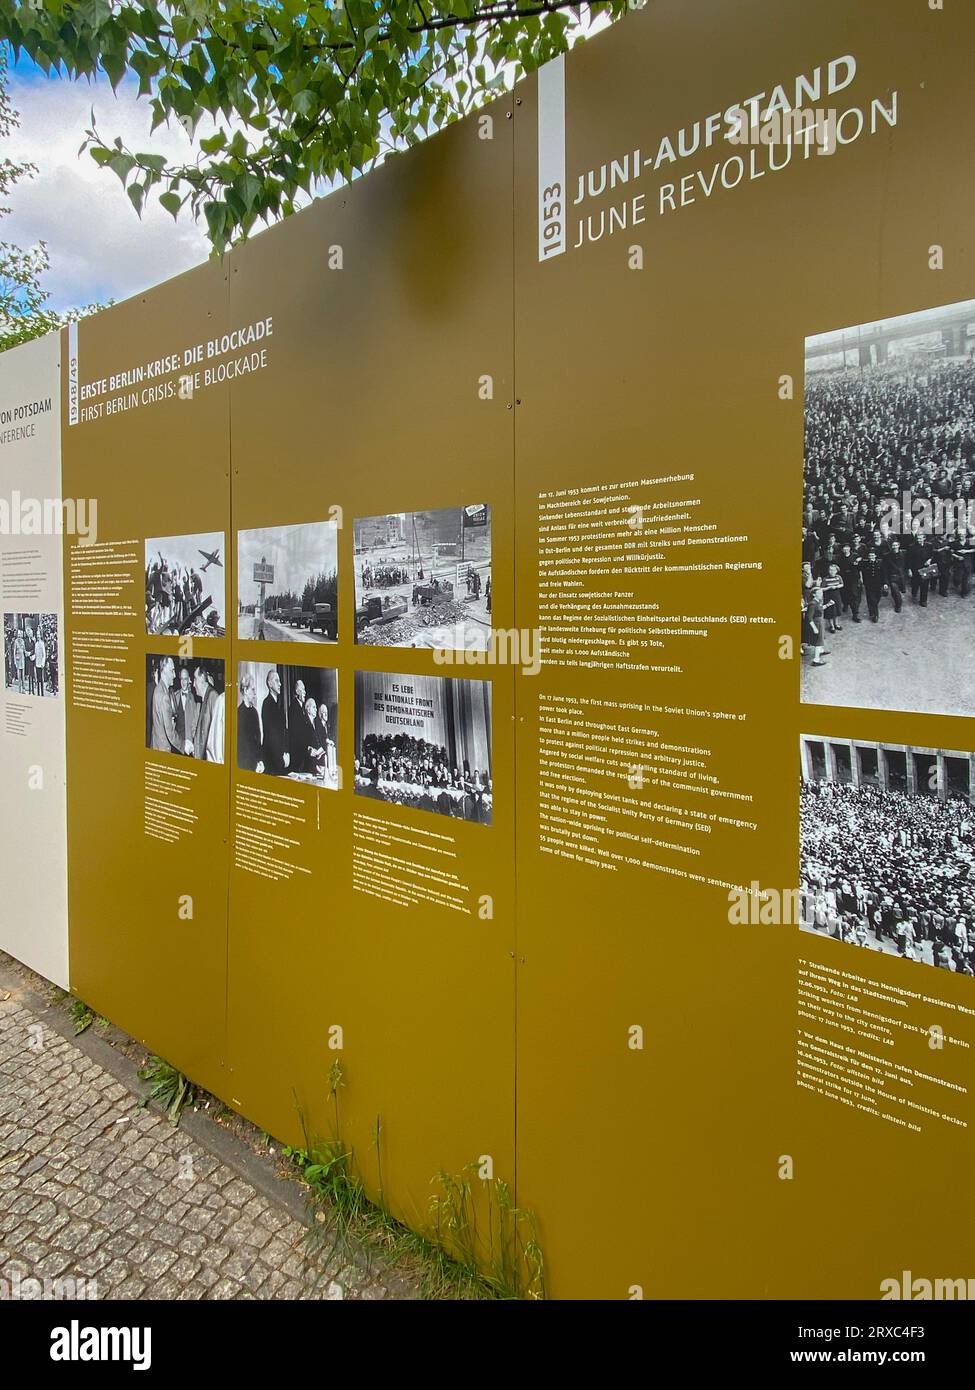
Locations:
3;61;212;313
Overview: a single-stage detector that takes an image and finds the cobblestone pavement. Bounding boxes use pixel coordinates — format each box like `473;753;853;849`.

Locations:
0;971;410;1300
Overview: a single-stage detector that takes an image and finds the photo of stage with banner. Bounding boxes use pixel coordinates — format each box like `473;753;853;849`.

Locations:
354;670;493;823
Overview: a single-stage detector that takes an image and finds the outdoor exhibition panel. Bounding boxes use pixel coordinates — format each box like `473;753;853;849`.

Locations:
60;260;233;1098
224;104;517;1218
0;331;67;989
0;0;971;1297
512;0;975;1297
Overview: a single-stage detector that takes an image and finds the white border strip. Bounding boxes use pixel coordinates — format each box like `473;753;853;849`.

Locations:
537;55;566;262
67;320;79;426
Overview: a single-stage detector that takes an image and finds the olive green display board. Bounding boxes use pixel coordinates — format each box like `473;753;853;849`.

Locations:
61;262;232;1099
49;0;975;1297
513;0;975;1297
224;106;517;1226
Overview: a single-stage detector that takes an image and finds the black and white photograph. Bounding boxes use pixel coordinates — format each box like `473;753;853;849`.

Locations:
146;653;226;763
236;661;338;788
237;520;339;642
145;532;226;637
802;298;975;717
353;505;491;650
354;670;492;824
3;612;58;698
800;733;975;977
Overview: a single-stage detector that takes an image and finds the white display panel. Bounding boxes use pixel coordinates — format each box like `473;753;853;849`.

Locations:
0;331;68;988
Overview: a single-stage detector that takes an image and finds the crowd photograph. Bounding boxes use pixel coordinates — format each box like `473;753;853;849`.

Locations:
236;661;338;789
800;742;975;978
802;298;975;717
353;505;492;651
354;670;492;824
145;532;226;638
146;653;226;763
2;612;58;698
237;520;338;642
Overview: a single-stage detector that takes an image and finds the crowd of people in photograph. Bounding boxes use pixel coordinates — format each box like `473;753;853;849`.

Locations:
3;614;58;697
147;656;225;762
354;732;492;823
146;554;205;631
237;670;335;781
800;780;975;976
360;558;410;589
801;357;975;664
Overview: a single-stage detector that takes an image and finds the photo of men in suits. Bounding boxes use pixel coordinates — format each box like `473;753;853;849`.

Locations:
236;661;338;790
145;653;225;762
3;613;59;698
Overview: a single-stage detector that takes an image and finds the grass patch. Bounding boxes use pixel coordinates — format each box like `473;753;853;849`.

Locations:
68;998;94;1035
137;1056;195;1126
284;1064;545;1300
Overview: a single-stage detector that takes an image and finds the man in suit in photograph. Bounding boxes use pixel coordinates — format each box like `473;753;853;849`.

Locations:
12;627;25;693
174;665;199;749
301;695;326;776
150;656;185;754
237;671;263;772
261;668;290;775
33;628;47;696
317;700;333;775
288;678;307;769
192;666;219;761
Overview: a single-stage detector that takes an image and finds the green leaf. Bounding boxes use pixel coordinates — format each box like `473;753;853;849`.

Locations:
108;152;136;184
203;200;228;242
102;50;126;90
292;87;318;119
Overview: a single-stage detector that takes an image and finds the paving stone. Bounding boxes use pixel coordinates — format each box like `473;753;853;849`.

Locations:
0;972;410;1302
113;1277;147;1300
223;1248;258;1281
209;1276;242;1299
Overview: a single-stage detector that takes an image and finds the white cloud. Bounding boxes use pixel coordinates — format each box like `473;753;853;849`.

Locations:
2;70;211;312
